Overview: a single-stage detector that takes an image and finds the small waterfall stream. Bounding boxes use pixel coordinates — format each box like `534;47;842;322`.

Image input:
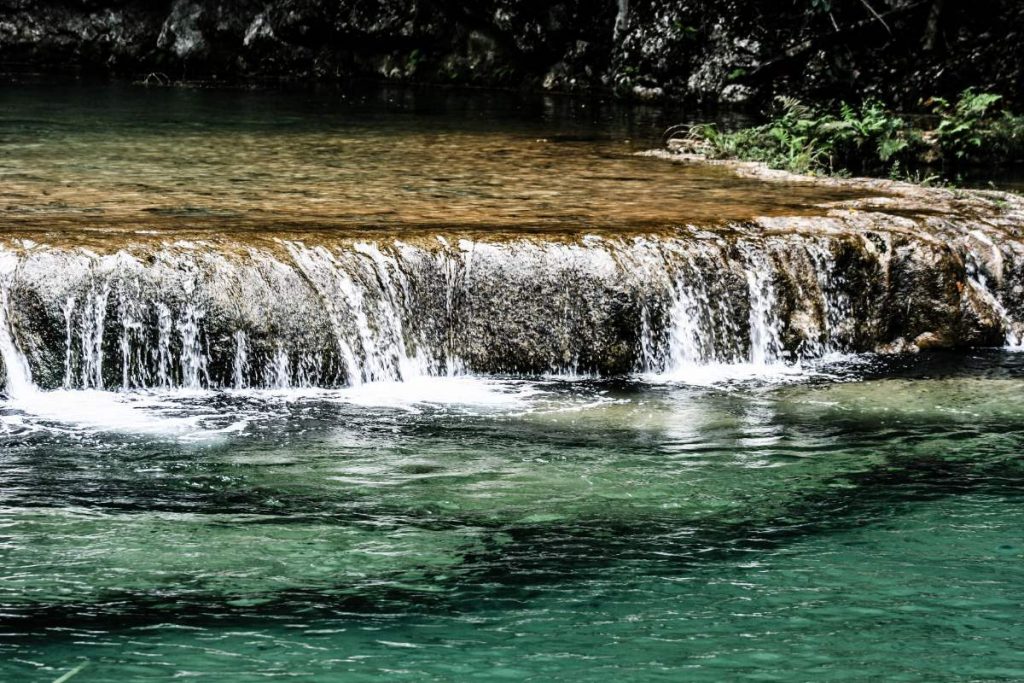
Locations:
0;289;34;398
743;253;784;367
0;230;1020;394
232;330;250;389
655;246;795;379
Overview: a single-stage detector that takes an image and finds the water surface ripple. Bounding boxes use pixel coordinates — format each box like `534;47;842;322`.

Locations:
2;353;1023;681
1;85;1020;682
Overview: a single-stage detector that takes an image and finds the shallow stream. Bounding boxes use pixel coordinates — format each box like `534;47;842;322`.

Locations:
1;85;1022;682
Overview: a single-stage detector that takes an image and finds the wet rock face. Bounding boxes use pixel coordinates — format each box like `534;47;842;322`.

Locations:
1;1;1020;105
1;196;1022;391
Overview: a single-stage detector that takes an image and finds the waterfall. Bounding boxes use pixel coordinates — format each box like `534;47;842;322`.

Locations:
666;277;709;369
178;304;209;390
659;244;786;377
0;289;34;398
232;331;249;389
269;345;291;390
963;238;1023;349
0;229;1021;392
743;251;783;366
354;241;430;380
286;243;365;386
155;302;174;388
968;265;1023;348
62;296;75;389
804;239;852;357
79;284;110;389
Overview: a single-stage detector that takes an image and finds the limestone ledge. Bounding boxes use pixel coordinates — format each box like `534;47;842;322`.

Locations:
1;161;1022;389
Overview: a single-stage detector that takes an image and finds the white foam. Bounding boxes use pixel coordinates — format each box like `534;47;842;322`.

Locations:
334;375;543;410
3;389;242;441
642;362;803;387
642;353;875;389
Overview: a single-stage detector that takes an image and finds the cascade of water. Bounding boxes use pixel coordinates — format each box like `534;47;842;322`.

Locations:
62;296;76;389
354;242;429;379
657;244;789;376
335;265;391;383
120;319;146;390
5;232;1018;390
293;352;322;389
286;244;364;386
327;253;380;382
232;331;249;389
636;300;660;371
79;284;110;389
269;345;291;389
961;235;1022;348
287;241;438;385
118;298;144;391
119;318;131;390
666;279;708;368
652;259;714;374
0;288;35;398
965;257;1023;348
804;240;850;356
439;246;468;376
178;303;209;389
743;251;783;366
155;303;174;388
966;264;1015;348
1007;321;1024;349
659;247;748;373
624;239;674;373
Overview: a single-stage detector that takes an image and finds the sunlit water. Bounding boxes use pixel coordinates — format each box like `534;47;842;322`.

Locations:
1;85;1022;682
1;352;1023;681
0;83;873;244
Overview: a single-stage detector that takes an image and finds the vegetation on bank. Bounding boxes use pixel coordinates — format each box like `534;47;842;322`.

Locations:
672;90;1024;181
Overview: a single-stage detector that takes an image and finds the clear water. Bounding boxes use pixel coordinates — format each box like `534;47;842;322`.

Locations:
1;85;1022;682
2;352;1024;681
0;83;873;243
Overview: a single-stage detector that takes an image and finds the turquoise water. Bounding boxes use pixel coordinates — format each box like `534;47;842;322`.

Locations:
2;352;1024;681
1;84;1022;681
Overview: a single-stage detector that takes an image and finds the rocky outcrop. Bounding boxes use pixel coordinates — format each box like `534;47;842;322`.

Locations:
1;1;1020;105
1;169;1022;392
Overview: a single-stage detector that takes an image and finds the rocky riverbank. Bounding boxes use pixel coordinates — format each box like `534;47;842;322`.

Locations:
1;1;1020;105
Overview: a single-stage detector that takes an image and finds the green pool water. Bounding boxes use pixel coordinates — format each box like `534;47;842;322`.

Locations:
2;352;1023;681
1;83;1022;682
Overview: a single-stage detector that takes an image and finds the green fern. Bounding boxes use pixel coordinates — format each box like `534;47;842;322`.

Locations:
680;89;1021;180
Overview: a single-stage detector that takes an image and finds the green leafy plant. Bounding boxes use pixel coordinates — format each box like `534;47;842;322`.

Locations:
680;97;919;175
673;89;1023;181
932;89;1005;159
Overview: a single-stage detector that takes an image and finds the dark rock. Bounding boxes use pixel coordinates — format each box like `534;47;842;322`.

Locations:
1;1;1019;105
